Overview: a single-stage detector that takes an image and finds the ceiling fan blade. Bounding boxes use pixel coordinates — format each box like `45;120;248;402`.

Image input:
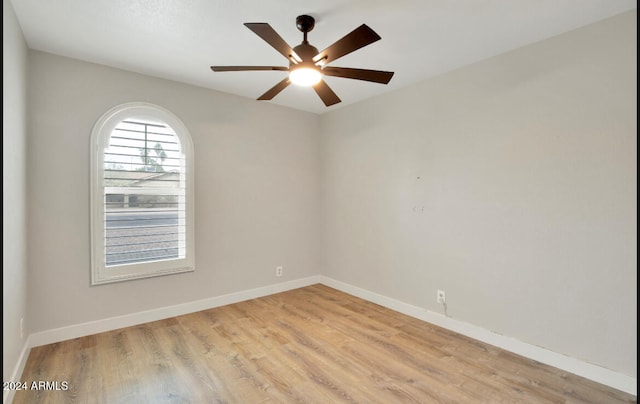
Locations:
313;80;341;106
244;23;301;63
257;77;291;100
211;66;289;72
322;67;394;84
313;24;381;65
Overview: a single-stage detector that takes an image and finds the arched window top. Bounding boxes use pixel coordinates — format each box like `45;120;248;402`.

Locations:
92;102;193;155
90;102;194;285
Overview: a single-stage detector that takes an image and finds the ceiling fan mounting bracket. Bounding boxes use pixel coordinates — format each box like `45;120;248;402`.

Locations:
296;15;315;33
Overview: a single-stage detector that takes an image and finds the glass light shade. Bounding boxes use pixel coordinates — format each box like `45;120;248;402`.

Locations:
289;67;322;86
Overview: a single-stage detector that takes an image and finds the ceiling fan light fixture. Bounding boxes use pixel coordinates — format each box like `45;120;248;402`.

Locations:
289;65;322;86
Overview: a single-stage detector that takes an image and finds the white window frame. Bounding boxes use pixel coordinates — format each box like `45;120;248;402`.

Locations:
90;102;195;285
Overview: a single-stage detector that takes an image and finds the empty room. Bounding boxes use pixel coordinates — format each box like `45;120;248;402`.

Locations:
3;0;637;402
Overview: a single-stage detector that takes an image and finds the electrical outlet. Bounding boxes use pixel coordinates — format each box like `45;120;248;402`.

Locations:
437;290;446;304
20;318;24;338
276;266;283;277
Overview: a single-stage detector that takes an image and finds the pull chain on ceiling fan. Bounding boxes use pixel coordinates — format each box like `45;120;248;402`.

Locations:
211;15;394;107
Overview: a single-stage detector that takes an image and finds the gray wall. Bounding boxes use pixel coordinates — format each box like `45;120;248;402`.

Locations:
320;11;637;377
3;0;29;382
27;51;320;332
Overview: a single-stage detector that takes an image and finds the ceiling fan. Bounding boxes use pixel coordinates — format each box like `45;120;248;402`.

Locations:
211;15;394;107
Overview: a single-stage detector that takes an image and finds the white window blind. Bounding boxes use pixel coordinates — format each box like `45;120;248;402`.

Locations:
103;120;186;266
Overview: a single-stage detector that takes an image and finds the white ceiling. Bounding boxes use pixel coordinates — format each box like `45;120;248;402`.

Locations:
10;0;637;115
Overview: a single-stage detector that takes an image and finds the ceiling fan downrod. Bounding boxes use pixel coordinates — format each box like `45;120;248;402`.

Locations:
296;15;315;44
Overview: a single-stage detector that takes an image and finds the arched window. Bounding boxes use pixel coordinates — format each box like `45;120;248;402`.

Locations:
90;102;194;284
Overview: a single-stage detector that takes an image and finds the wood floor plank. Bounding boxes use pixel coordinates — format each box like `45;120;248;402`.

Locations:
13;284;636;403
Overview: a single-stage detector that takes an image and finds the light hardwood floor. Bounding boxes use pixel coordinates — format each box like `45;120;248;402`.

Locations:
13;284;636;403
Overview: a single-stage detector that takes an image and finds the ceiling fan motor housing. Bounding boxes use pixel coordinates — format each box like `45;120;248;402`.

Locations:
293;43;319;63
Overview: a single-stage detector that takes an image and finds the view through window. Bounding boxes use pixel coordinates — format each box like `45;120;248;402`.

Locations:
103;120;185;266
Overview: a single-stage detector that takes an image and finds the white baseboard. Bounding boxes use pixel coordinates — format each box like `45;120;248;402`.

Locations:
29;276;321;347
9;275;636;399
317;276;637;396
3;337;31;404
